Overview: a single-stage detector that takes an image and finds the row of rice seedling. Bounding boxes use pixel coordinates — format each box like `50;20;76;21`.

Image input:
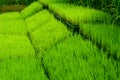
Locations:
48;3;111;25
0;12;22;20
21;1;43;19
80;23;120;59
26;10;53;33
43;35;119;80
0;34;35;60
0;2;51;80
25;10;70;54
0;19;28;35
41;2;120;60
25;8;71;79
0;57;48;80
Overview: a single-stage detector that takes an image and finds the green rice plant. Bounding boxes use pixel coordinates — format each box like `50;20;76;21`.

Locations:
80;23;120;59
49;3;111;25
0;19;28;35
30;18;70;53
0;57;48;80
21;1;43;19
0;34;35;60
43;35;118;80
26;10;54;33
0;12;22;20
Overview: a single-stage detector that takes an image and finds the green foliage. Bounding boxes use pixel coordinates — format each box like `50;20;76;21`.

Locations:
0;12;28;35
26;10;53;33
0;1;119;79
21;1;43;19
80;23;120;59
30;17;70;53
0;12;22;20
43;35;118;80
0;34;35;60
0;0;37;5
39;0;120;25
49;3;111;25
0;19;28;35
0;57;48;80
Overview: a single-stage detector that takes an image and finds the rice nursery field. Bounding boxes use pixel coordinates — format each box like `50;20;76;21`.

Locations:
0;0;120;80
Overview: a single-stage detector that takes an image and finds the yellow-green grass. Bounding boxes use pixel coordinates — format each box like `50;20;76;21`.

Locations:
80;23;120;59
26;10;53;33
43;35;118;80
21;1;43;19
0;19;28;35
0;34;35;60
30;18;70;53
49;3;111;25
0;57;48;80
0;12;22;20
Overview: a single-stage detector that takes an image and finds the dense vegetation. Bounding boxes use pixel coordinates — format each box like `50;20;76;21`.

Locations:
43;35;118;80
40;0;120;14
0;0;37;5
49;3;111;24
26;10;70;53
40;0;120;25
46;3;120;59
21;1;43;18
0;0;119;80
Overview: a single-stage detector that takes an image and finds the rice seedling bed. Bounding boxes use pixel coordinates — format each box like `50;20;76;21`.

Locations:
0;34;35;60
80;23;120;60
0;2;50;80
0;12;22;20
39;2;120;61
42;35;119;80
0;57;48;80
21;1;43;19
0;19;28;35
48;3;111;25
0;1;119;80
26;10;54;33
29;16;70;53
